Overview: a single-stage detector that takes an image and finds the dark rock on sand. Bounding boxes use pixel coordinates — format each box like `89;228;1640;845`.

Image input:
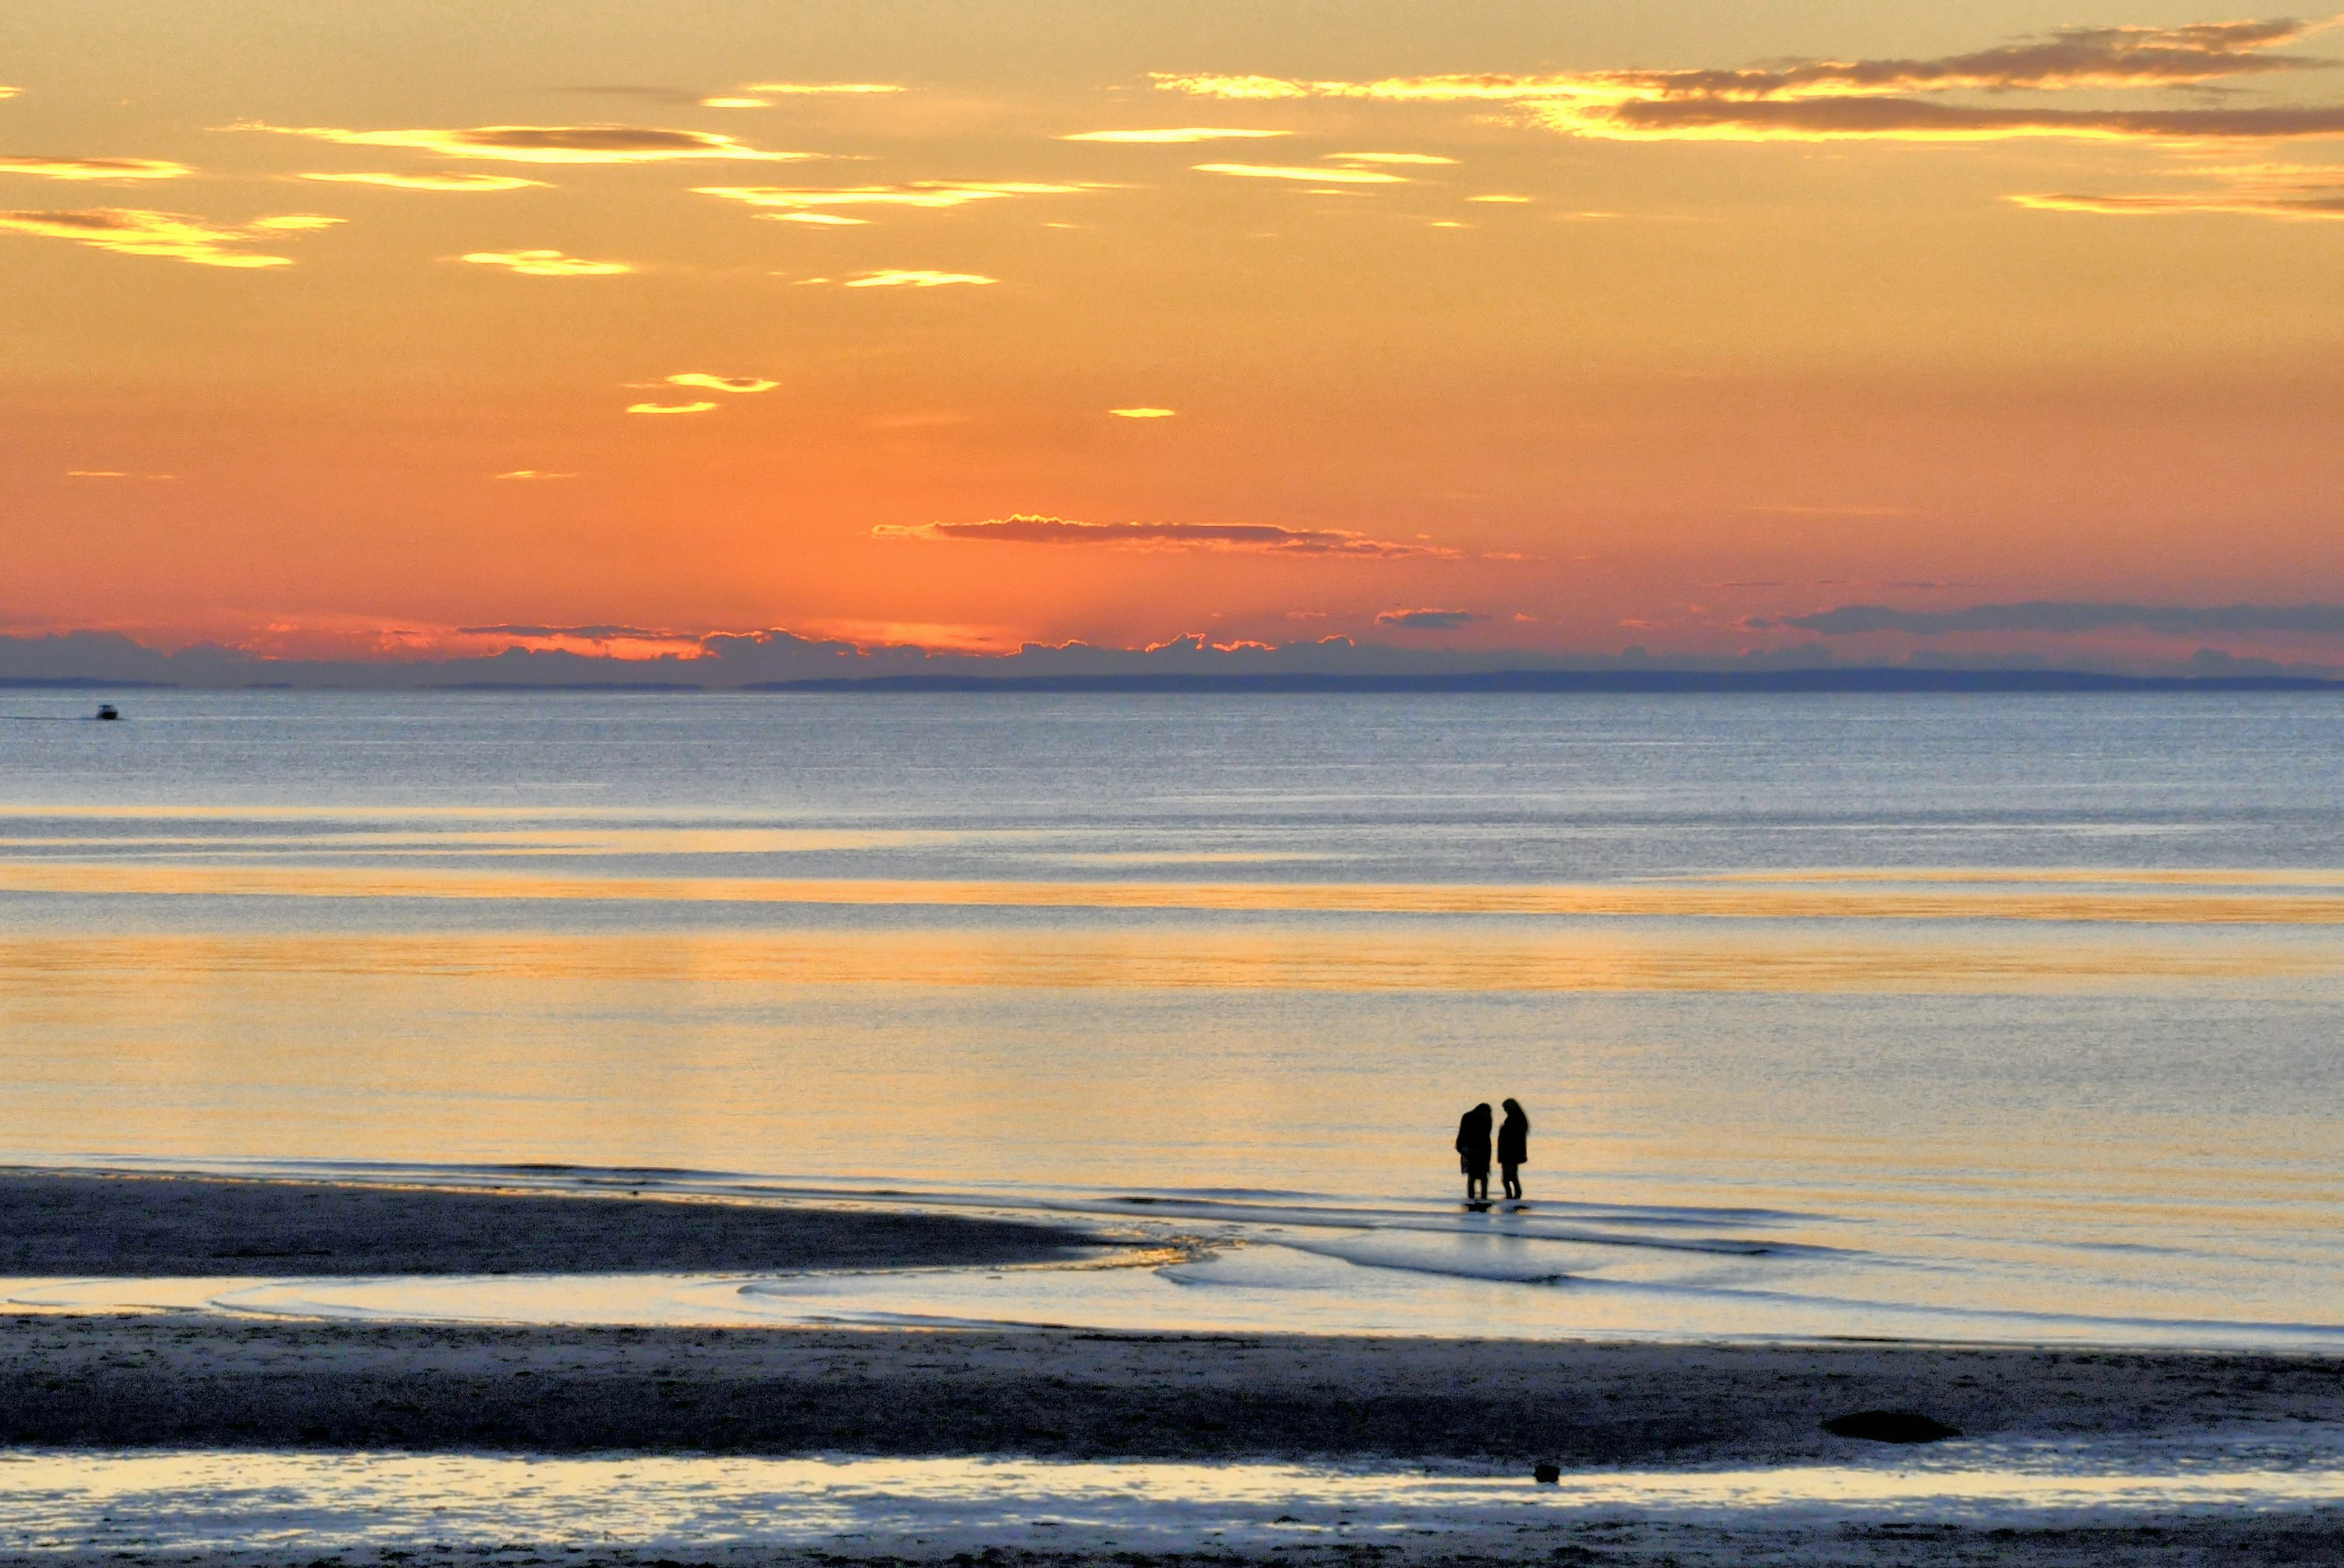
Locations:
1821;1409;1962;1443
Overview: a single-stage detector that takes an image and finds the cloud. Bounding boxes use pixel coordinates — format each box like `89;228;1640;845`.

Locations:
299;171;546;191
696;180;1100;216
1192;162;1408;182
1764;601;2344;635
462;248;630;276
65;469;173;479
1060;127;1290;143
1327;151;1456;164
874;513;1456;558
667;372;777;392
1467;194;1532;203
493;469;576;480
841;269;996;287
1154;20;2344;144
626;400;719;414
740;82;906;95
0;87;20;99
2013;172;2344;219
767;212;866;225
0;156;191;181
1375;607;1484;629
239;122;814;164
459;623;681;639
0;207;338;267
1109;406;1177;417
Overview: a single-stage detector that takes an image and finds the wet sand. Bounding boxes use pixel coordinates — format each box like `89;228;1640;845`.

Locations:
5;1172;2343;1563
4;1312;2343;1462
0;1170;1096;1276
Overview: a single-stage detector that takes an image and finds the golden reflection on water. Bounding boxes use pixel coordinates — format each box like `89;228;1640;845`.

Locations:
9;859;2344;924
2;930;2332;993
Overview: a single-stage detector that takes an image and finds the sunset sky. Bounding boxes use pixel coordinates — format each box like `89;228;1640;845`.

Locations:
5;2;2344;672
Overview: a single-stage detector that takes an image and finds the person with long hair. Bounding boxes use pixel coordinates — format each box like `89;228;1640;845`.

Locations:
1454;1102;1493;1205
1497;1097;1530;1202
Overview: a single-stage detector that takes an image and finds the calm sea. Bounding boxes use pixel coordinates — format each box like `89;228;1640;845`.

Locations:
3;689;2340;1345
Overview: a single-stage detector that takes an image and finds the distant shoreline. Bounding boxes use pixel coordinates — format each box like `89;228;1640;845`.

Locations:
5;668;2340;694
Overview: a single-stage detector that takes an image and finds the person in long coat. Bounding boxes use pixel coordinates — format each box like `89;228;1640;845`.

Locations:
1455;1102;1494;1204
1497;1097;1531;1202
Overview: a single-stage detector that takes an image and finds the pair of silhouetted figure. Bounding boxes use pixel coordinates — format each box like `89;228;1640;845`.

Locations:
1455;1098;1530;1207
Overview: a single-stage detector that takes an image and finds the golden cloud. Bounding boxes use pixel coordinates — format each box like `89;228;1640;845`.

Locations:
842;269;996;287
1109;406;1177;417
696;180;1100;215
1193;162;1407;182
1155;18;2344;144
0;156;191;181
300;171;546;191
667;372;777;392
874;514;1457;558
740;82;906;95
241;122;815;164
1060;127;1290;143
2012;179;2344;218
0;207;338;267
0;87;21;99
493;469;577;480
1327;152;1457;164
626;400;719;414
462;248;631;276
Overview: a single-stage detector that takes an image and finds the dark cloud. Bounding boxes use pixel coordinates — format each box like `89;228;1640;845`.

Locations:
874;514;1457;558
1594;97;2344;141
1167;18;2344;144
1767;602;2344;635
1375;608;1484;630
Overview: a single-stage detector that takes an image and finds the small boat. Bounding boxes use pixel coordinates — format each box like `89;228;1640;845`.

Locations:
95;704;120;721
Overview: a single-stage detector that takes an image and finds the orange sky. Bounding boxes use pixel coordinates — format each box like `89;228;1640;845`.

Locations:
5;2;2344;669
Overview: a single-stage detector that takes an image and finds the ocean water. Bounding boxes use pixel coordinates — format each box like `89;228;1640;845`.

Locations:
7;1437;2343;1556
2;688;2342;1345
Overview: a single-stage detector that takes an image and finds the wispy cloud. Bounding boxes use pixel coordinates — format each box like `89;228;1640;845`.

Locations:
666;372;777;392
0;207;338;267
1193;163;1408;183
1060;127;1289;143
1375;607;1483;629
462;248;630;276
740;81;905;95
1760;601;2344;635
493;469;576;480
696;180;1101;218
239;122;815;164
300;170;546;191
874;513;1456;558
1109;406;1177;417
1156;19;2344;143
841;269;996;287
626;400;718;414
1328;151;1456;165
0;156;190;181
65;469;175;479
0;87;21;100
2013;168;2344;219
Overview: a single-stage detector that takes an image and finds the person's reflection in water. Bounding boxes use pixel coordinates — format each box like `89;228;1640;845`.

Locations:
1455;1102;1493;1208
1498;1097;1530;1204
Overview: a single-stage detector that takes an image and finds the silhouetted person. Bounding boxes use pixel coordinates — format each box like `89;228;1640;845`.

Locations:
1455;1102;1493;1205
1498;1097;1530;1202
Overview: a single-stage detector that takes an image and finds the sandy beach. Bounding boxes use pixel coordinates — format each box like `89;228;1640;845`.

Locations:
4;1172;2342;1563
